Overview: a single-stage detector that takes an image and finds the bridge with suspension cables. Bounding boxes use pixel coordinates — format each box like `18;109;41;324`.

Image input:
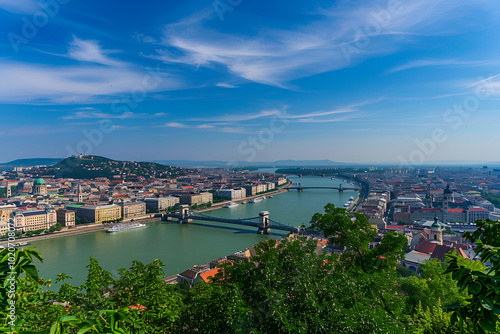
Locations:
288;183;360;193
162;205;299;234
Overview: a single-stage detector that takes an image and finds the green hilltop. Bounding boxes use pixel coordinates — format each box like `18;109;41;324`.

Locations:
48;155;182;179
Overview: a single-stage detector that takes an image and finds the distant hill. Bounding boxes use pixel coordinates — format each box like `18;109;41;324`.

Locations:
48;155;182;179
0;158;63;171
155;159;355;168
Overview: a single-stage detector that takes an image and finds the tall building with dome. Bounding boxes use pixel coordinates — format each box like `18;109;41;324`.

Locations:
430;217;443;245
32;178;47;196
443;184;454;213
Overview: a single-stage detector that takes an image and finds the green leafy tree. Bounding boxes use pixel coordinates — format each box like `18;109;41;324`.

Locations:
445;219;500;333
200;238;409;333
0;247;44;331
309;204;407;273
411;300;467;334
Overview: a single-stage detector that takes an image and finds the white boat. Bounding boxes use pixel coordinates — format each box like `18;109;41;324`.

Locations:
224;202;240;208
107;222;146;233
249;197;264;203
1;242;31;248
349;196;354;201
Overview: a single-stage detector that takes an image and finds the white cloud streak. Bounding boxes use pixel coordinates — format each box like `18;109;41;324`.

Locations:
68;36;127;67
63;111;167;120
388;59;487;73
151;0;497;87
0;61;183;104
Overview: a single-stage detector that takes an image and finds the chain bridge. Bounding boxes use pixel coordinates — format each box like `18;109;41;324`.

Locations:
162;206;298;234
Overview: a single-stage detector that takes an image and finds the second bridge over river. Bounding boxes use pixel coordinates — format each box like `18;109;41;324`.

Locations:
288;183;360;192
162;205;299;234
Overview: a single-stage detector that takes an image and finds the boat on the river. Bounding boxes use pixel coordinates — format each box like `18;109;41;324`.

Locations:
224;202;240;208
249;197;264;203
0;242;31;249
107;222;146;233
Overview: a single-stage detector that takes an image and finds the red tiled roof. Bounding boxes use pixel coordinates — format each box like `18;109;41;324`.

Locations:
469;207;487;212
316;239;328;247
386;225;406;230
419;208;442;212
413;251;430;256
459;248;468;259
448;209;463;213
415;241;438;254
199;268;222;283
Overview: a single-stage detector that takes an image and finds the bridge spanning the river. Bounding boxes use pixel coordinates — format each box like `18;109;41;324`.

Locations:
163;206;299;234
288;183;360;193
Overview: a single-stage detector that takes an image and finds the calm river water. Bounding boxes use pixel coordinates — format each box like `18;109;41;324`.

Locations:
32;174;356;286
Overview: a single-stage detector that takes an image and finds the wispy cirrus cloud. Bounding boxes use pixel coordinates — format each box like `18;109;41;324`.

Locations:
68;36;127;67
189;109;285;122
0;61;183;104
188;98;380;124
150;0;498;87
0;35;186;104
215;82;238;88
62;111;167;119
164;122;188;128
388;59;488;73
164;122;244;133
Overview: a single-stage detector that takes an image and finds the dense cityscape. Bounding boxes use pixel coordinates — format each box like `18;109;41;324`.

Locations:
2;156;500;332
2;157;500;278
3;0;500;332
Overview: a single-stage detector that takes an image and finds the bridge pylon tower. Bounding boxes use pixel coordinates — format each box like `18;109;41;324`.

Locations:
180;205;192;223
257;211;271;234
339;184;344;193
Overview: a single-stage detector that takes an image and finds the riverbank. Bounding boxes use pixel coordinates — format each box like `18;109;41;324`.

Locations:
0;181;293;246
192;180;293;214
0;216;167;246
25;174;348;287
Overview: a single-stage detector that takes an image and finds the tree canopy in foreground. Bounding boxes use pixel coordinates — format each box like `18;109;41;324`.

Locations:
0;204;498;333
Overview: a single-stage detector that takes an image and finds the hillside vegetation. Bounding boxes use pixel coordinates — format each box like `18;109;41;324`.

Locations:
48;155;182;179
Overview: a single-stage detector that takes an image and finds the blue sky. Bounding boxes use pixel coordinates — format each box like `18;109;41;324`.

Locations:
1;0;500;164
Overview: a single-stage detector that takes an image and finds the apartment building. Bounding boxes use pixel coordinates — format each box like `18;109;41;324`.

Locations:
12;209;57;232
56;209;75;227
179;192;214;206
76;204;121;223
120;201;146;218
145;196;180;211
217;188;247;200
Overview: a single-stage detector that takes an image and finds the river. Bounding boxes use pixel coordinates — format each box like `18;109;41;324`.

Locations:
31;175;356;287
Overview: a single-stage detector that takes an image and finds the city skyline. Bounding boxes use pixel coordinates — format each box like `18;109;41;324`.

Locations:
2;0;500;163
